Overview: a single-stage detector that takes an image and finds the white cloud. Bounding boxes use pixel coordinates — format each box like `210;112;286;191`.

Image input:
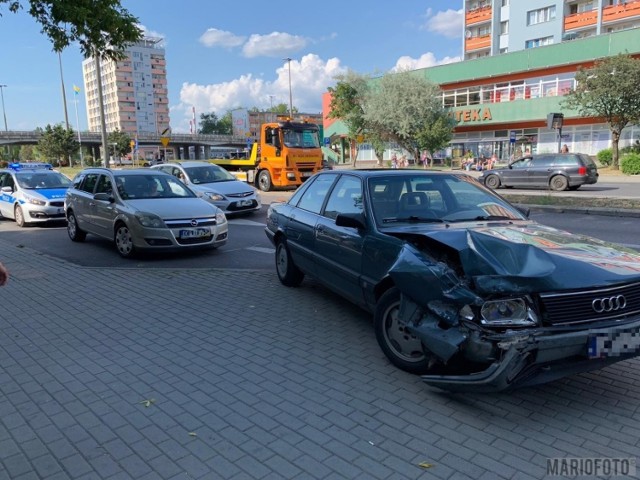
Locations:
424;9;463;39
392;52;461;72
175;54;345;133
242;32;307;58
199;28;246;48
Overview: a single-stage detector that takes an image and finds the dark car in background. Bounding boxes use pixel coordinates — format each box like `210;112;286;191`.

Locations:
265;169;640;391
480;153;598;191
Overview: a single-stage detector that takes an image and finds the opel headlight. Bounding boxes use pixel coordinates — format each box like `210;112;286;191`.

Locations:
480;298;538;327
134;212;165;228
216;211;227;224
26;196;47;206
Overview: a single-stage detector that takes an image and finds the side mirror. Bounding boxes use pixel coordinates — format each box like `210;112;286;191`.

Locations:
516;205;530;218
94;192;114;203
336;212;366;230
1;186;13;193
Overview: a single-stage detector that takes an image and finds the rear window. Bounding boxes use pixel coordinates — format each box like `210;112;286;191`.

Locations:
579;154;597;167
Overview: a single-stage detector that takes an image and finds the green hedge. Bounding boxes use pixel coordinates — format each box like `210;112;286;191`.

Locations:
621;152;640;175
597;148;612;167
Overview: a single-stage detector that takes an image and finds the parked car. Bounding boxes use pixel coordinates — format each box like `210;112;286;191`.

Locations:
65;168;228;258
151;162;261;215
0;162;71;227
265;169;640;391
480;153;598;191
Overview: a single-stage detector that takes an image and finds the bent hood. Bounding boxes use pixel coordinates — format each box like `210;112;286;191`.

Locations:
388;222;640;296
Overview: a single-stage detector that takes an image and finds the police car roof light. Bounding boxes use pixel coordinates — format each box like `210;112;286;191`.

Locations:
8;162;53;171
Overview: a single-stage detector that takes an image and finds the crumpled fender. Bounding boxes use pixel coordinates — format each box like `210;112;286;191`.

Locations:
387;244;482;308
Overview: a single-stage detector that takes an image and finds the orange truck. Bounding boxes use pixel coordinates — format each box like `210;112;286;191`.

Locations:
207;117;323;192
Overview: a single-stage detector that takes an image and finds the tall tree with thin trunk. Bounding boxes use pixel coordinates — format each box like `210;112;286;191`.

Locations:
562;53;640;170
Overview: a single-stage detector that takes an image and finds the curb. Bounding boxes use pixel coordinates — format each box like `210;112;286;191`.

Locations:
515;203;640;218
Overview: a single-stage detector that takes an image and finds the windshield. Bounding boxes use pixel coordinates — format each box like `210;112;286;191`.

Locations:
368;174;525;226
116;174;196;200
16;171;72;189
282;128;320;148
186;165;236;184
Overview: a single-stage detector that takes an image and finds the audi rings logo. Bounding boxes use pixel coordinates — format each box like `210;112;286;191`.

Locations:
592;295;627;313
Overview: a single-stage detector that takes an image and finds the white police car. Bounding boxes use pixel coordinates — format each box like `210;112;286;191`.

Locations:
0;163;72;227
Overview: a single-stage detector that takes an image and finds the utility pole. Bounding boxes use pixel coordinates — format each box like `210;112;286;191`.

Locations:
94;52;110;168
283;58;293;118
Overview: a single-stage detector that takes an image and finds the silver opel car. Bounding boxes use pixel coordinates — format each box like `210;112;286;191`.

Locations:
151;161;261;215
65;168;228;258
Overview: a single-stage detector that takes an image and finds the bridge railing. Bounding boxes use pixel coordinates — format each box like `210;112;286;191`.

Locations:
0;130;247;145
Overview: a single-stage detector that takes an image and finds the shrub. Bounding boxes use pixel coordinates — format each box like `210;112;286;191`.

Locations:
596;148;612;167
620;152;640;175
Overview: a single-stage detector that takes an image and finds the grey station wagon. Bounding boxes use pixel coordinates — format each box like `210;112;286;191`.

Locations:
480;153;598;191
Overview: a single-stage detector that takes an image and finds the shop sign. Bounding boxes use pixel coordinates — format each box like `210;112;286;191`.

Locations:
450;107;493;123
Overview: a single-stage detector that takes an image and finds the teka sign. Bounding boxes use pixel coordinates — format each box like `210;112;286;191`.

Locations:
450;107;493;123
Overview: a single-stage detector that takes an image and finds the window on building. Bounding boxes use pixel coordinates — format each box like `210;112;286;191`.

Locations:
525;36;554;49
501;0;509;5
500;21;509;35
527;6;556;25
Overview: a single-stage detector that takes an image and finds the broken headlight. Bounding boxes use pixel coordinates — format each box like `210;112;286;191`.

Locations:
480;298;538;327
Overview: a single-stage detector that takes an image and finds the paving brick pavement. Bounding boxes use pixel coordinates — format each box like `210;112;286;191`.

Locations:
0;238;639;479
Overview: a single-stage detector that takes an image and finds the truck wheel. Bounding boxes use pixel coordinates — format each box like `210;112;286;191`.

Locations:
257;170;272;192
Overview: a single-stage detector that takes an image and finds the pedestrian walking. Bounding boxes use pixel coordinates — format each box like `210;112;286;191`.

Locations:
561;144;569;153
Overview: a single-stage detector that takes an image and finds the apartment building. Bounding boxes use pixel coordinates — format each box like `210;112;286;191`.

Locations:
82;37;170;143
464;0;640;59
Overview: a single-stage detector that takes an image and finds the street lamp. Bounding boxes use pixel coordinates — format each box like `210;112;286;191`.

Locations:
283;58;293;118
0;84;8;131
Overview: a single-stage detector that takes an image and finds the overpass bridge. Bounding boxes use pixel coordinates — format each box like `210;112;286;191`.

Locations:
0;130;249;160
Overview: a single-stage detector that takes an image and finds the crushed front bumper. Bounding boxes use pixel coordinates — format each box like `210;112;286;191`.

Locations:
421;317;640;392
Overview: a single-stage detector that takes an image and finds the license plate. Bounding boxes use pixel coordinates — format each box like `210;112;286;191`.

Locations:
587;329;640;359
301;172;312;178
237;199;252;207
179;227;211;239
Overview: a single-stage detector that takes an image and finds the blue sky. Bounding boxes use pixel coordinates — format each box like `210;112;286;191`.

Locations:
0;1;463;133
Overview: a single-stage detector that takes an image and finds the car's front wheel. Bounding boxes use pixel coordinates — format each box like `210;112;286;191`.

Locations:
14;205;27;227
114;222;136;258
484;174;501;189
550;175;568;191
67;211;87;242
275;239;304;287
374;287;431;374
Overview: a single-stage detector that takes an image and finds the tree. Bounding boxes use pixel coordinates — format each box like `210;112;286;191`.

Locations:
327;71;370;165
2;0;142;60
198;111;232;135
364;70;454;164
108;129;131;163
38;123;78;166
562;54;640;170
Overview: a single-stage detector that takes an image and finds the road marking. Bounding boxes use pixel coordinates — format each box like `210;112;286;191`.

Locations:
246;246;275;254
228;218;265;227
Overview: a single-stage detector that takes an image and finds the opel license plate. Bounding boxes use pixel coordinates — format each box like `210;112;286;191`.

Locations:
179;227;211;239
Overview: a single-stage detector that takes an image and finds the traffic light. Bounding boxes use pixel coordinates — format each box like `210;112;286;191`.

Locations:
547;113;564;130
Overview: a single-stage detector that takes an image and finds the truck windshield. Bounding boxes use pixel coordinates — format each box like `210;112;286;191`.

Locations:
283;128;320;149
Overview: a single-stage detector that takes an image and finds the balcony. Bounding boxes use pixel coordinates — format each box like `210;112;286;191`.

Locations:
564;10;598;30
465;34;491;52
466;5;492;26
602;0;640;23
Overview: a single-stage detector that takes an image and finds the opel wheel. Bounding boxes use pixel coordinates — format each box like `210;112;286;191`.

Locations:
67;211;87;242
114;222;136;258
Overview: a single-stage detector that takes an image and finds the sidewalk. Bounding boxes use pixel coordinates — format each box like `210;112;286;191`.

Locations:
2;228;640;479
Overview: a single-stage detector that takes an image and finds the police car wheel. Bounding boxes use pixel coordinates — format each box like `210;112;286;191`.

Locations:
14;205;27;227
67;211;86;242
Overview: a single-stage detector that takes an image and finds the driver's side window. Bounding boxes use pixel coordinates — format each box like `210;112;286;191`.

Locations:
323;176;363;220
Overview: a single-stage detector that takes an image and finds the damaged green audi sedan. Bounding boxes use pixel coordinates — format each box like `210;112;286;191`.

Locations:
265;169;640;392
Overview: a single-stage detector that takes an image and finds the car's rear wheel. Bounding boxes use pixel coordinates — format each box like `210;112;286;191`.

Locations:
550;175;569;191
484;174;501;189
257;170;272;192
374;287;431;374
14;205;27;227
275;239;304;287
114;222;136;258
67;211;86;242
